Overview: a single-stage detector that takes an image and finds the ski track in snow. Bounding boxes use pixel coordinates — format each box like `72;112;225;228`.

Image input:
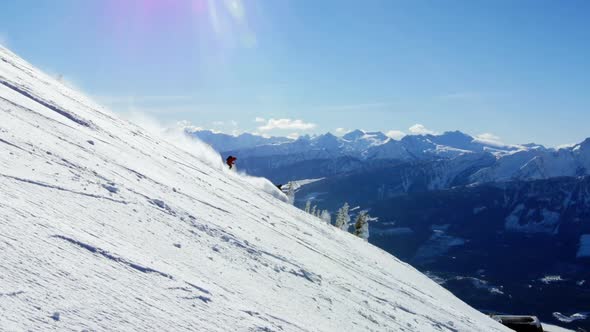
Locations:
0;46;510;331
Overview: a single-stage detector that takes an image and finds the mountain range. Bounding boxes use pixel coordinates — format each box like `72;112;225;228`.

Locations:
190;127;590;330
188;127;590;185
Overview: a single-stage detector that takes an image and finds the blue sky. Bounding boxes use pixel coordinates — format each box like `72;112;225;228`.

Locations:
1;0;589;146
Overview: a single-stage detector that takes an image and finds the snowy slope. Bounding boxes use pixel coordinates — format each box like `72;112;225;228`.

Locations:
0;46;509;331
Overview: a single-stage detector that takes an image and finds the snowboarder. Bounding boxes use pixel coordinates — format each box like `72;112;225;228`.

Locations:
226;155;237;169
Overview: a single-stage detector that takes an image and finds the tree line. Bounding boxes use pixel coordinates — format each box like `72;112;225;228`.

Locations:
303;200;372;241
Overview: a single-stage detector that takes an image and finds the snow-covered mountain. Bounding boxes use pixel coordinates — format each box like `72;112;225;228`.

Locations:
190;129;523;184
0;47;510;331
342;129;389;152
196;128;590;189
187;129;292;152
470;139;590;183
215;129;520;161
223;131;382;160
368;131;522;161
366;133;590;184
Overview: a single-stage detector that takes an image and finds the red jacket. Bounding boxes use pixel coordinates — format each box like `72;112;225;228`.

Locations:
226;156;237;168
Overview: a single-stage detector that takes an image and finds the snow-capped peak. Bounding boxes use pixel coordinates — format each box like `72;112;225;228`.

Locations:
342;129;367;141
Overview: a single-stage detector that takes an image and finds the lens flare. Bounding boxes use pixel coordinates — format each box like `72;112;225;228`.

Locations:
204;0;257;48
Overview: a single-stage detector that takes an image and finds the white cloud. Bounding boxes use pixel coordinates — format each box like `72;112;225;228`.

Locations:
475;133;505;146
258;118;316;132
386;130;406;140
212;121;224;126
287;132;300;140
476;133;501;142
230;120;238;127
408;124;436;135
251;132;271;138
556;143;576;150
254;117;266;123
335;128;349;135
176;120;203;133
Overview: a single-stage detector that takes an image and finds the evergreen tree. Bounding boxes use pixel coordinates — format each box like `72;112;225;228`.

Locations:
320;210;331;224
334;209;342;227
334;203;350;231
311;205;317;216
354;211;370;240
305;200;311;214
